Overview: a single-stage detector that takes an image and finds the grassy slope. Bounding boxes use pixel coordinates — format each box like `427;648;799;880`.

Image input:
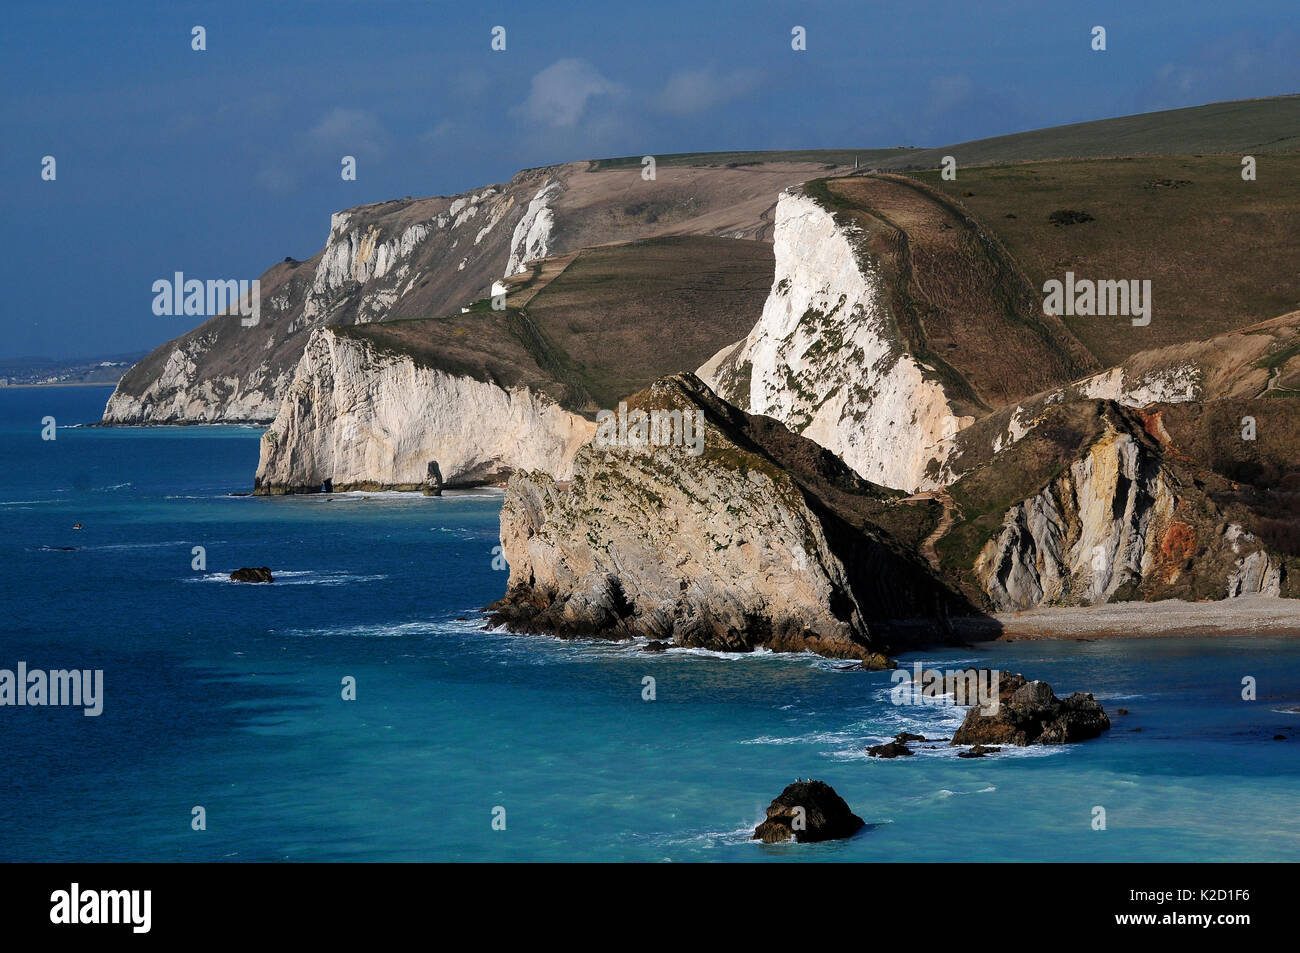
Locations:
590;96;1300;174
802;175;1098;417
588;149;912;172
910;153;1300;367
877;95;1300;170
335;235;772;415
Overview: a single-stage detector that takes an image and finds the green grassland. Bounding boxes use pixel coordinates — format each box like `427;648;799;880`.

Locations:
336;235;772;416
910;152;1300;367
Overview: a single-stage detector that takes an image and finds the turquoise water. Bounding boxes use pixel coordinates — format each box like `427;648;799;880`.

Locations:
2;385;1298;861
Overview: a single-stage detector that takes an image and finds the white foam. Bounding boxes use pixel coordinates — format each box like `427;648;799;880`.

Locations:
185;569;389;586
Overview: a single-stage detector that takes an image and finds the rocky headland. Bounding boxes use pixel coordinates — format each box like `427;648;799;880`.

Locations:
488;373;981;661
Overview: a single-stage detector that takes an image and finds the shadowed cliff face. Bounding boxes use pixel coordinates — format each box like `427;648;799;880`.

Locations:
488;373;983;661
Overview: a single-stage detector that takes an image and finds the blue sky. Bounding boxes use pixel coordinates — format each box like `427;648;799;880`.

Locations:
2;0;1296;359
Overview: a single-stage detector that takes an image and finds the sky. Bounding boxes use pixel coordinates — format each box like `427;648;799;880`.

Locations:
1;0;1296;359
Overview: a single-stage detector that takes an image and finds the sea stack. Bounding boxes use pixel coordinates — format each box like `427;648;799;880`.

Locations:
753;780;865;843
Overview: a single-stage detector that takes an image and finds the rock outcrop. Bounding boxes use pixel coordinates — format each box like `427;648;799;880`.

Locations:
699;177;1091;493
965;401;1287;610
229;567;274;583
866;739;914;758
488;373;979;660
950;672;1110;745
699;187;966;492
752;780;864;843
957;744;1001;758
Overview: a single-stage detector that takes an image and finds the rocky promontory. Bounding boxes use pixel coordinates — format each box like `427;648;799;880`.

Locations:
488;373;980;661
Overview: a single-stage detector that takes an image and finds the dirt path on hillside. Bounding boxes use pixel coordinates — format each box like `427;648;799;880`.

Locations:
914;490;957;571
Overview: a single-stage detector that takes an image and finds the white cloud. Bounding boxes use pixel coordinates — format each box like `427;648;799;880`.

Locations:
255;108;389;193
306;108;390;158
654;68;760;115
513;59;623;128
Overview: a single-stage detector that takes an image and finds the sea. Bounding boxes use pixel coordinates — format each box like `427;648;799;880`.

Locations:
2;385;1297;862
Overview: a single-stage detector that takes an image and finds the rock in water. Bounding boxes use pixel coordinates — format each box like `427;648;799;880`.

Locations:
957;744;1002;758
488;373;978;661
753;781;864;844
867;739;914;758
423;460;443;497
230;567;274;583
950;671;1110;746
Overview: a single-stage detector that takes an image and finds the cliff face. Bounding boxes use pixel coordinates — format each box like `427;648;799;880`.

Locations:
964;404;1286;611
251;234;773;492
104;159;850;426
254;327;594;493
698;175;1096;494
102;176;544;425
488;374;977;660
1076;311;1300;406
699;189;968;492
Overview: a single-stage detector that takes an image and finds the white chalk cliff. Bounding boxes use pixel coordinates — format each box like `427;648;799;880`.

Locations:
102;182;528;426
698;188;969;492
254;327;594;493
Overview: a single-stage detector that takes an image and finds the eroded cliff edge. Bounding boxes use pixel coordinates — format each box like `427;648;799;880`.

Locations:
252;235;773;493
103;159;849;426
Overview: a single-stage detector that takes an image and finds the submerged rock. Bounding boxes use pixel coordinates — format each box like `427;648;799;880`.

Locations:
230;567;274;583
950;671;1110;746
867;739;914;759
957;744;1002;758
753;780;864;843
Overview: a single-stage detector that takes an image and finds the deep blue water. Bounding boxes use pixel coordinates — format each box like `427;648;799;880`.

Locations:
1;385;1298;861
